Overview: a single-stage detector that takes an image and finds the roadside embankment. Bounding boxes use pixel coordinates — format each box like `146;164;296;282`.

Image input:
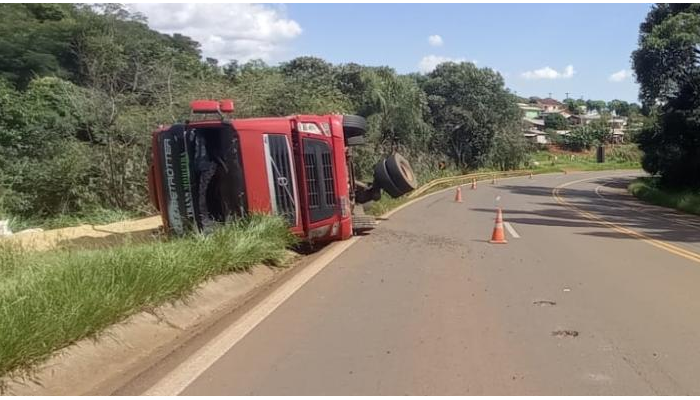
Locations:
0;215;295;389
629;177;700;216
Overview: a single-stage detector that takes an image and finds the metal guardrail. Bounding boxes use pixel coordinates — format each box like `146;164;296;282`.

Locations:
407;170;534;199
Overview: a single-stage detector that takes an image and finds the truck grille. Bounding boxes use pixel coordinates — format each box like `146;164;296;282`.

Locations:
321;152;336;206
303;138;336;223
304;153;320;208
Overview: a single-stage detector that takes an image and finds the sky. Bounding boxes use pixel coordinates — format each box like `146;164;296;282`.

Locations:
129;3;653;103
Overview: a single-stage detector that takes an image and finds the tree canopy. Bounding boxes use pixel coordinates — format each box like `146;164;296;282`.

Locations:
632;3;700;187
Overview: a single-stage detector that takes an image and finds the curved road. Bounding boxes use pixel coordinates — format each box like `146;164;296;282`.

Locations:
126;171;700;395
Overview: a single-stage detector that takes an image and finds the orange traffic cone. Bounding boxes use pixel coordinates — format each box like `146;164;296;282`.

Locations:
489;208;508;244
471;178;477;190
491;175;496;184
529;172;533;179
454;186;463;203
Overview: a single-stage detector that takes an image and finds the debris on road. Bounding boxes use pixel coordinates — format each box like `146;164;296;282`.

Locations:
533;300;557;306
552;330;579;338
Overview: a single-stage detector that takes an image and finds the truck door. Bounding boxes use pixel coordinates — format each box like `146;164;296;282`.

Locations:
263;134;299;227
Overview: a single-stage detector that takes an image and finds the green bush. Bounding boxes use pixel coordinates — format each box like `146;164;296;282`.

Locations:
609;144;642;163
561;124;610;151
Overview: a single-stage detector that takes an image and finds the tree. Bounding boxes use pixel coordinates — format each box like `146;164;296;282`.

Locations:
563;98;587;114
632;4;700;108
632;4;700;187
544;113;568;130
608;99;629;116
0;4;79;87
362;68;433;150
421;62;521;168
585;99;607;112
277;56;351;114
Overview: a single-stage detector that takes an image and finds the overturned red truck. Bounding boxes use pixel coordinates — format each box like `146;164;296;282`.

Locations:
147;99;417;243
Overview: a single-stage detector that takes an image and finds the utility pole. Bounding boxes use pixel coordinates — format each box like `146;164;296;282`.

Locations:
565;92;570;100
548;92;552;99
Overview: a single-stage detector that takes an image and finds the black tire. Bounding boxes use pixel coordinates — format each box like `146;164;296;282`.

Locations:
342;115;367;138
385;153;418;194
373;158;403;198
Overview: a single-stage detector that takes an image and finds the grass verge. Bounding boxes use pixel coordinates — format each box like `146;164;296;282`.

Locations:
528;144;641;172
628;177;700;216
0;215;295;382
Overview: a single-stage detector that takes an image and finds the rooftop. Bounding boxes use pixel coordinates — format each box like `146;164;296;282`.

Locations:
536;98;564;106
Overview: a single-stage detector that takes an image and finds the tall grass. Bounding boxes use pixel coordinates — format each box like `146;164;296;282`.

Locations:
629;177;700;216
0;215;295;381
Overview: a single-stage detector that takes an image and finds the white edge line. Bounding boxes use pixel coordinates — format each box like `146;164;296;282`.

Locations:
144;236;360;396
504;222;520;239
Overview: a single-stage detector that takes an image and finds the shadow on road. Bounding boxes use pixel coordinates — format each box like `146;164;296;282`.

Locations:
471;176;700;245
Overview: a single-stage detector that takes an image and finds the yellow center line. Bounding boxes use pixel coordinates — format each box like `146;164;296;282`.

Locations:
552;176;700;264
594;183;700;230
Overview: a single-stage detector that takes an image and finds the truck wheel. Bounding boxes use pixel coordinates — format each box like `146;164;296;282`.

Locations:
385;153;418;194
342;115;367;138
373;158;403;198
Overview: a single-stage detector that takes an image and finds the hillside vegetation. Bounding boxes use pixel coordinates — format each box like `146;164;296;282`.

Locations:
0;4;530;227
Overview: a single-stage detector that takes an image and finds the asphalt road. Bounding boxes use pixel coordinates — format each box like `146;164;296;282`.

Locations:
128;171;700;395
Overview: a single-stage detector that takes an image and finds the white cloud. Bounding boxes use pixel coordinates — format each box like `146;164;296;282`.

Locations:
428;34;443;47
609;69;631;82
521;65;575;80
418;55;470;73
128;4;302;63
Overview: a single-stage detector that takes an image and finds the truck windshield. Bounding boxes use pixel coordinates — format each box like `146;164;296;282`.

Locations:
188;124;247;233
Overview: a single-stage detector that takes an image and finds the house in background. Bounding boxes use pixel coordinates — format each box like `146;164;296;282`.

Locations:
569;111;601;126
610;116;628;143
518;103;541;119
519;97;631;145
535;98;564;112
521;117;548;144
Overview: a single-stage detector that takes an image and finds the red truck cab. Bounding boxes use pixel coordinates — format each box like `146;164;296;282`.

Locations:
147;99;417;243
